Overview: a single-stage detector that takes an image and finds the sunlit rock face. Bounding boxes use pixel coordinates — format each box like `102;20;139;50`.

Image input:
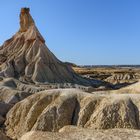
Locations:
5;89;140;139
20;127;140;140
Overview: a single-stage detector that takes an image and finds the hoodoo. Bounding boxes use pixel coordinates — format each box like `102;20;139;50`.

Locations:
0;8;91;85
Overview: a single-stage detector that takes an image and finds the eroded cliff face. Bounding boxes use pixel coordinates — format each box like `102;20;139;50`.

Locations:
0;8;92;85
5;89;140;139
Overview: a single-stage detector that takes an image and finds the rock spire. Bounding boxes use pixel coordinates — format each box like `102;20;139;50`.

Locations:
20;8;35;32
0;8;92;85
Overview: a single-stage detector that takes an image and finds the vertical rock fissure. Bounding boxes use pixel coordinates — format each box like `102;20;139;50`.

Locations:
71;99;80;125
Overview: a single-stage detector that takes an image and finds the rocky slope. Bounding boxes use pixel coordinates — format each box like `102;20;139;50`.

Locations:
0;131;10;140
20;126;140;140
105;73;139;84
0;8;92;85
5;88;140;139
0;78;46;104
110;80;140;94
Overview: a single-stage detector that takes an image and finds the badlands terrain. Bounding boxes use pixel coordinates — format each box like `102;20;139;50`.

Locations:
0;8;140;140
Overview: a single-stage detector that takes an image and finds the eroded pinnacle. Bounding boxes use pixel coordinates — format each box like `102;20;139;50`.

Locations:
20;8;35;32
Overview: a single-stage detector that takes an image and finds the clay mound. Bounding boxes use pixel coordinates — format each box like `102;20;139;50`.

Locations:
0;78;47;104
0;8;92;85
105;73;138;84
120;81;140;93
20;127;140;140
112;80;140;94
5;89;140;139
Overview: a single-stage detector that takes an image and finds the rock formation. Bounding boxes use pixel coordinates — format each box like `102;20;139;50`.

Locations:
0;102;12;116
2;7;140;140
5;89;140;139
105;73;139;84
110;80;140;94
20;127;140;140
0;78;46;104
0;132;10;140
0;8;92;85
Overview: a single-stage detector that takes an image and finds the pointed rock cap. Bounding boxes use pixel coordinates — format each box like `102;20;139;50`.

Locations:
19;7;45;43
20;7;35;32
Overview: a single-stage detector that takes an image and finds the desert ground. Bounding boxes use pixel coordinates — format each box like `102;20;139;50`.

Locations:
1;8;140;140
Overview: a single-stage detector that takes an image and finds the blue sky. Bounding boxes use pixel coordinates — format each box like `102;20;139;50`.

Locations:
0;0;140;65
